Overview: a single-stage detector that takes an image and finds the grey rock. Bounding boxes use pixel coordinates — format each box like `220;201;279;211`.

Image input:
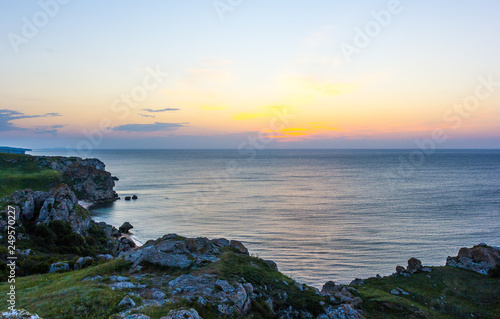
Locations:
446;243;500;275
119;222;134;233
406;257;422;274
49;262;69;273
229;240;248;254
396;265;405;273
74;256;94;270
108;275;130;282
118;295;135;309
110;282;136;290
161;308;202;319
96;254;114;261
123;315;150;319
350;278;365;286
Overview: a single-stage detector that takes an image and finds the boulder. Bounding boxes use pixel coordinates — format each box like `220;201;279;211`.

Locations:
230;240;249;255
350;278;365;286
321;281;337;295
119;222;134;233
395;265;405;274
74;256;94;270
49;262;69;273
123;234;240;269
37;185;91;235
446;243;500;275
118;295;135;309
0;309;42;319
125;196;131;201
132;195;138;200
406;258;422;274
161;309;202;319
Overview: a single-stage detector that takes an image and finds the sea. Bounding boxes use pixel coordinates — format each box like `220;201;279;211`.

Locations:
33;149;500;288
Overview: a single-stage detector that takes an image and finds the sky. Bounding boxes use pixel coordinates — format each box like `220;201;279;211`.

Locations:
1;0;500;150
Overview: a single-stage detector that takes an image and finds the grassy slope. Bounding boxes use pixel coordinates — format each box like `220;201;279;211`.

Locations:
356;266;500;319
0;153;62;198
0;259;132;318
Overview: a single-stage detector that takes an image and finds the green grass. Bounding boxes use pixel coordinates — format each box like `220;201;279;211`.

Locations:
0;153;62;197
0;259;132;318
356;266;500;319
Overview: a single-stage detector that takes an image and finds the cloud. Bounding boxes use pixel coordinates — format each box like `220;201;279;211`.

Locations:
138;113;156;118
34;125;66;135
111;122;188;132
142;108;179;113
0;109;61;132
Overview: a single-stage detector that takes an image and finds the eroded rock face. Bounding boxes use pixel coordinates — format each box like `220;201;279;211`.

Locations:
34;156;116;203
446;243;500;275
2;186;92;235
123;234;242;269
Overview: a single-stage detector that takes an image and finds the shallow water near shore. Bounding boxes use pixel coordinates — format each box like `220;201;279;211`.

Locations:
34;149;500;287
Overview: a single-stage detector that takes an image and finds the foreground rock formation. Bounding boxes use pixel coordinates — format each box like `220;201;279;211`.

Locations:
446;243;500;275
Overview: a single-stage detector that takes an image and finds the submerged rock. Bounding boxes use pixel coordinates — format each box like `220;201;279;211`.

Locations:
119;222;134;233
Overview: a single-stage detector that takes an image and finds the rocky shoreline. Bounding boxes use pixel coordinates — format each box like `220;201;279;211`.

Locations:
1;153;499;318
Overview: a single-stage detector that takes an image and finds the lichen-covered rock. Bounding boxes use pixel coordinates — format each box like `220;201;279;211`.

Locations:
123;234;245;269
161;308;202;319
406;257;422;274
74;256;94;270
49;262;69;273
446;243;500;275
118;295;136;309
0;309;42;319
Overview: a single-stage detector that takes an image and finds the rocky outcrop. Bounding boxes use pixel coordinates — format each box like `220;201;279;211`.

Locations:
34;156;117;203
119;222;133;233
1;185;91;235
320;281;365;319
446;243;500;275
122;234;236;269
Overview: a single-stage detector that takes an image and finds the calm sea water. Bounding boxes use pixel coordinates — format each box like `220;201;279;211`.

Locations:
34;149;500;287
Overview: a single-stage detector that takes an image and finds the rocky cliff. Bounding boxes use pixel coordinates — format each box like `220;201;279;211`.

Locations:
34;156;117;203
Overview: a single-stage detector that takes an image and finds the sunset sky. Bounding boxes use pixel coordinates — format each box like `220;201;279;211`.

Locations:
1;0;499;150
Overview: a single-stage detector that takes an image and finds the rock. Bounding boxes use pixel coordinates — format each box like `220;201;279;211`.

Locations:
446;244;500;275
132;195;138;200
211;238;230;247
123;234;236;269
125;196;131;201
324;304;365;319
161;308;202;319
74;256;94;270
108;275;130;282
112;176;119;181
396;265;405;273
49;262;69;273
35;156;117;203
118;295;135;309
321;281;337;295
391;287;410;296
119;222;134;233
82;275;102;281
406;257;422;274
350;278;365;286
0;309;42;318
151;288;167;299
96;254;114;261
110;282;136;290
229;240;249;254
421;267;432;272
123;315;149;319
263;259;278;271
117;236;136;254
